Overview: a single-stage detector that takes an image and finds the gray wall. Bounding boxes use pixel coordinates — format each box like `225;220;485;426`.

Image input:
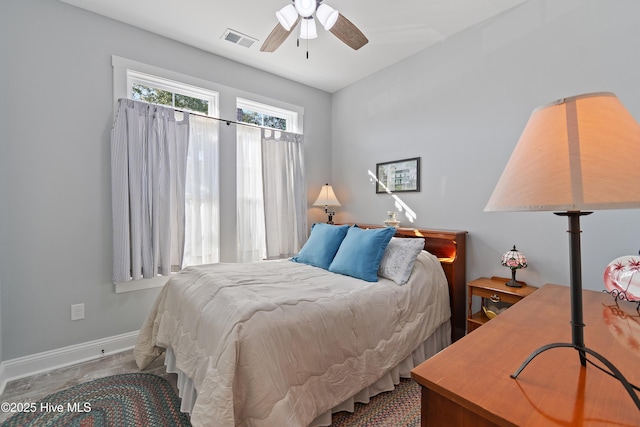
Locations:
331;0;640;291
0;1;7;361
3;0;639;362
0;0;331;360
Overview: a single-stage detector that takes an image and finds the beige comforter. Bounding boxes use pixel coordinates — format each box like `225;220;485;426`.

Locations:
134;251;450;426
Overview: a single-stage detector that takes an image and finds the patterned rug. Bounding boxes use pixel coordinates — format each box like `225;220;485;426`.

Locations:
2;373;190;427
330;378;421;427
2;374;419;427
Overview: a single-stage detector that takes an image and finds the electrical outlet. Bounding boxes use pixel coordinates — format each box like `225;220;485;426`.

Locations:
71;303;85;321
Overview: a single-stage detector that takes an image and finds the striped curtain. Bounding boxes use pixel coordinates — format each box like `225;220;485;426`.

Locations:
111;99;189;283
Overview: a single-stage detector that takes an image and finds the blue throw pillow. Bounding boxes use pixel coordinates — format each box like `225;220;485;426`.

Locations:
328;226;396;282
291;223;350;269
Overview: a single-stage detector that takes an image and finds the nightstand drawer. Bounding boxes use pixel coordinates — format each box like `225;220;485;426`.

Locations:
466;276;538;333
472;287;522;305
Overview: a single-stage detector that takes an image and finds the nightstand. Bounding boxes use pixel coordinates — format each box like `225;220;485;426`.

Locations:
467;276;537;333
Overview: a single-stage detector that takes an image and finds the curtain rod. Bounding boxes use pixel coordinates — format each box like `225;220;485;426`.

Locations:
172;106;260;129
174;107;304;138
177;107;301;136
122;99;289;132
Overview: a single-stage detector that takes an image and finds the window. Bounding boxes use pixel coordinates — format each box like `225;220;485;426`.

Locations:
128;70;218;117
114;65;220;292
235;98;300;262
237;98;298;132
126;70;221;266
111;56;304;290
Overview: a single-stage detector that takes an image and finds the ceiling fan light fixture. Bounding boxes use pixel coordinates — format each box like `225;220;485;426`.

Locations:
316;4;338;31
262;1;368;53
276;4;298;31
294;0;316;18
300;17;318;39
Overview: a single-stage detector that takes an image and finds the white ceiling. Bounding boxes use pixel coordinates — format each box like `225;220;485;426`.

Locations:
59;0;527;93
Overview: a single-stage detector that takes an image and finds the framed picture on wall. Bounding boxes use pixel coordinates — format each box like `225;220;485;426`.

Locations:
376;157;421;193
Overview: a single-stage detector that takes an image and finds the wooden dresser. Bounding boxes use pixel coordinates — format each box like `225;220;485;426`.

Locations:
411;283;640;426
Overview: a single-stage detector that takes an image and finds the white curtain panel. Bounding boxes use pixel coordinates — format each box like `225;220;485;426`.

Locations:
111;99;189;282
183;114;220;266
236;125;267;262
261;128;308;259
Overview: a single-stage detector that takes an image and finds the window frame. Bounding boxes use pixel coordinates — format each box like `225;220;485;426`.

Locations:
128;70;218;117
112;56;303;132
111;56;304;292
237;97;299;133
112;55;223;118
112;57;222;293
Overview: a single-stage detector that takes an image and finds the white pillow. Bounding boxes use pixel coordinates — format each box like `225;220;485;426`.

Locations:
377;237;425;284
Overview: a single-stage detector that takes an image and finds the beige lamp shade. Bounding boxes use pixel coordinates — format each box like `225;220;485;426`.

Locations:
485;92;640;212
313;183;341;207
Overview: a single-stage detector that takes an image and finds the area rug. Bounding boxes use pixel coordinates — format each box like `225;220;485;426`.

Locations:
2;373;190;427
330;378;421;427
3;374;419;427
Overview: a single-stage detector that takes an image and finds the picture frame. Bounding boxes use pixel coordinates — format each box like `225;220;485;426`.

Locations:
376;157;421;193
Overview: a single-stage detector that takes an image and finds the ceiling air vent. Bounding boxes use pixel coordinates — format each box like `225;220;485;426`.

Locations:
222;29;257;48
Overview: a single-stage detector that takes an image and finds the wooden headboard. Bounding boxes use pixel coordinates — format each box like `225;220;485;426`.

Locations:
354;224;468;341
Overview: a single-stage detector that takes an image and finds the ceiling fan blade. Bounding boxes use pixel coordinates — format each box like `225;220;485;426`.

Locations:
329;13;368;50
260;17;301;52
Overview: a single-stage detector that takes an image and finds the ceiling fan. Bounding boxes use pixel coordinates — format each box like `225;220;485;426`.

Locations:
260;0;368;53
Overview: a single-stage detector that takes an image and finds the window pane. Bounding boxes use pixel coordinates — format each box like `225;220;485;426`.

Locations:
263;115;286;130
237;108;262;126
132;83;173;107
237;108;287;130
175;93;209;114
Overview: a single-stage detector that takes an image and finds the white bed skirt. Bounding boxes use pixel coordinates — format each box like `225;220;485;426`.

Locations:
164;320;451;426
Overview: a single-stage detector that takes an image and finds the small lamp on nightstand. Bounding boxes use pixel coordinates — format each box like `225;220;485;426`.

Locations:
501;245;527;287
313;183;341;224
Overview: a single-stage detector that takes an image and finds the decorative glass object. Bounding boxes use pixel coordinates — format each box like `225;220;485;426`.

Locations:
603;255;640;301
384;211;400;228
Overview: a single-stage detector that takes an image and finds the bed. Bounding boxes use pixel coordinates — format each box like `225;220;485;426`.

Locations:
134;224;467;427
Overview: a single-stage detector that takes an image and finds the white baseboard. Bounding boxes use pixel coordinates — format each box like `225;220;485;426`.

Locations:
0;330;139;394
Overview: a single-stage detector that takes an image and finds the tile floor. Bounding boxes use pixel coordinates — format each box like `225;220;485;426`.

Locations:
0;350;174;423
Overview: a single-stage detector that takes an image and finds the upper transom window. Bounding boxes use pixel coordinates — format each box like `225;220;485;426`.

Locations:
127;70;218;117
237;98;298;133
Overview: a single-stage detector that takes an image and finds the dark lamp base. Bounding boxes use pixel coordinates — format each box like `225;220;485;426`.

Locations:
325;208;335;225
511;211;640;411
506;269;522;288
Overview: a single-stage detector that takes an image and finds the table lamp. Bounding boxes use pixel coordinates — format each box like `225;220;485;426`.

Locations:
501;245;527;288
485;92;640;409
313;183;341;224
